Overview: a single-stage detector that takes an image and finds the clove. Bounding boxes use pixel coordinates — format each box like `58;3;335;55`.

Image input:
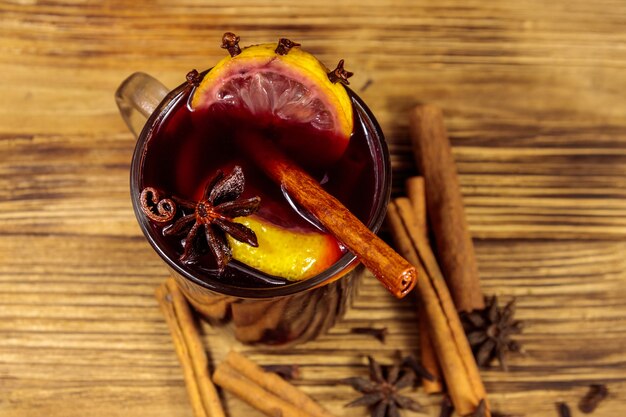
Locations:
261;364;301;381
350;327;388;343
275;38;301;55
221;32;241;57
579;384;608;414
186;69;201;87
556;402;571;417
328;59;353;85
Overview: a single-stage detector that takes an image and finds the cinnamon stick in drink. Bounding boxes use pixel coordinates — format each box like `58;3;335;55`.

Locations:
237;129;417;299
409;105;484;311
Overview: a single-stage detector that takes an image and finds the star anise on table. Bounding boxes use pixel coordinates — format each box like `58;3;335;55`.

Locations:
341;356;421;417
139;166;260;273
461;295;523;371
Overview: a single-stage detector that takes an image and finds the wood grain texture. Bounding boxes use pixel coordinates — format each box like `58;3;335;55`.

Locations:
1;1;625;416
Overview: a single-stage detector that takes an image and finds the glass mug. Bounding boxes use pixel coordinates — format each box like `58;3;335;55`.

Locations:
116;71;391;347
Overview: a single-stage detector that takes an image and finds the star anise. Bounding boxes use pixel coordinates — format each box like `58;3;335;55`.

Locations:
401;354;436;383
341;356;421;417
461;295;523;371
139;166;260;273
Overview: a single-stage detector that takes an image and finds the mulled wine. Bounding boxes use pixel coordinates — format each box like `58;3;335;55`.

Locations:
139;82;381;288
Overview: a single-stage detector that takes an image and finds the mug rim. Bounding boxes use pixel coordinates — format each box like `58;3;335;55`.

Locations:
130;78;391;299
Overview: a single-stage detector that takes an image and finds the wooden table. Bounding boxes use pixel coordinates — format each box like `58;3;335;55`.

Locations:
1;1;625;416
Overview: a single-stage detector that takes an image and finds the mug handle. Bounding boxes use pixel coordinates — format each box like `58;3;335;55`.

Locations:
115;72;169;138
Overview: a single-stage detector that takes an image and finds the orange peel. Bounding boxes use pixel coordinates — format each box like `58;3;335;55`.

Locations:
227;216;342;281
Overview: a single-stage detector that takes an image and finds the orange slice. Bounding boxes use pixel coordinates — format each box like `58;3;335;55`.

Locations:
191;42;354;165
227;216;342;281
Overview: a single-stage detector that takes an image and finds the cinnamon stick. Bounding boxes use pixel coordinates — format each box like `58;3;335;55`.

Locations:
237;130;416;298
387;198;489;416
213;352;337;417
418;309;443;393
224;351;335;417
155;278;225;417
407;176;443;394
214;363;312;417
406;177;427;228
396;198;486;399
409;105;484;312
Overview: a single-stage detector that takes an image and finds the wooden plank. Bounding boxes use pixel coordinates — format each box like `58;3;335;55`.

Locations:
1;236;625;416
1;1;626;416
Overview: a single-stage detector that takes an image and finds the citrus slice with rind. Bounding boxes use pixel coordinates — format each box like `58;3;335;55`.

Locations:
227;216;342;281
191;42;354;165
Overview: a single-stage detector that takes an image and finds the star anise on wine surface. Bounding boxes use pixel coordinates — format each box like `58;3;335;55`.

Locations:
139;166;260;273
341;356;421;417
461;296;523;371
